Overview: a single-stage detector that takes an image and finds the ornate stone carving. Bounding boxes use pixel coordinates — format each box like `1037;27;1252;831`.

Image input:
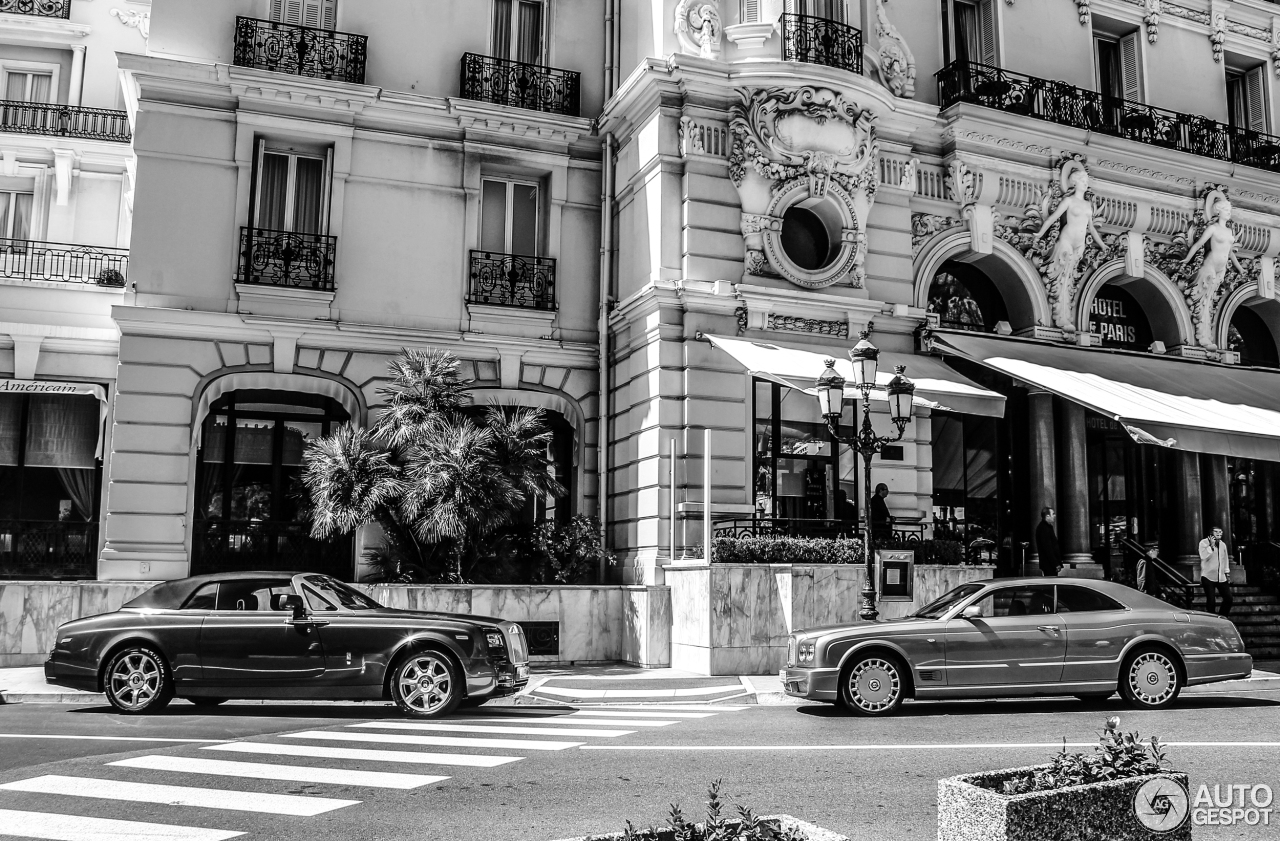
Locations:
1179;188;1247;350
730;87;879;289
1144;0;1160;43
899;157;918;193
1272;19;1280;76
1029;157;1108;331
911;212;960;254
675;0;722;59
679;116;729;157
743;249;776;278
1210;10;1226;62
1075;0;1090;25
873;0;916;99
111;7;150;40
945;160;976;205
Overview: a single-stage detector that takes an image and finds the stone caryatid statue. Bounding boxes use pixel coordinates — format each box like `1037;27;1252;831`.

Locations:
1181;191;1245;350
874;0;916;98
674;0;722;59
1032;160;1104;331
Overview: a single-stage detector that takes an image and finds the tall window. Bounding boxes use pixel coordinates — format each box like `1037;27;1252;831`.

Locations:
3;71;52;103
941;0;995;66
481;178;539;256
786;0;844;19
492;0;545;65
1227;66;1267;133
270;0;337;29
931;412;1000;548
253;142;330;235
0;192;34;240
1094;31;1140;101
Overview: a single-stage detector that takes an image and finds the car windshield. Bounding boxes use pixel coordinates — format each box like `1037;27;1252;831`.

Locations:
911;583;986;619
300;575;383;611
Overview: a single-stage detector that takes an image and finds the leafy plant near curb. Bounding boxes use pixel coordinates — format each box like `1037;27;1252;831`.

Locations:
618;781;808;841
710;536;970;565
997;717;1171;795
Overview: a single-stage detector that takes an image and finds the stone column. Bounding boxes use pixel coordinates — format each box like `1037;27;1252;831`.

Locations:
1259;465;1275;544
1202;453;1232;569
1173;450;1204;573
1028;390;1056;572
1058;399;1101;578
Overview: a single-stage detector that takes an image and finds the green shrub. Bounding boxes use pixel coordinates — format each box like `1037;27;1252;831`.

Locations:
872;538;966;565
998;717;1171;795
618;780;808;841
711;536;862;564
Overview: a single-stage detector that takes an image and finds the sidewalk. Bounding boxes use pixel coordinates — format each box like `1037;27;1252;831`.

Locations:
3;663;1277;707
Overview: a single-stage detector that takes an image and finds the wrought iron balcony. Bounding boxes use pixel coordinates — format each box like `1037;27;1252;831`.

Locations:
238;227;337;292
937;60;1280;175
232;16;368;85
0;520;97;580
468;250;556;311
0;0;70;19
0;239;129;286
459;53;581;117
780;13;863;75
0;101;130;142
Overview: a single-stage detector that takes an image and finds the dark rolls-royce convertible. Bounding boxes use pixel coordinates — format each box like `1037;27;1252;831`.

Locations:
44;572;529;717
783;577;1253;715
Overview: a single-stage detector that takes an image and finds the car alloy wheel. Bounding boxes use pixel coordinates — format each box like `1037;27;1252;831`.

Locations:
393;651;460;718
1123;650;1181;709
841;655;903;716
104;647;172;714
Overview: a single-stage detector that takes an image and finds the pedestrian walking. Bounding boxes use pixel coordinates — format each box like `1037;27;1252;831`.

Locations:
1198;526;1233;617
1135;548;1158;594
870;483;893;541
1036;507;1062;576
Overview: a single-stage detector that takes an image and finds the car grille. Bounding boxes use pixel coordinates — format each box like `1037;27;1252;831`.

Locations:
505;625;528;663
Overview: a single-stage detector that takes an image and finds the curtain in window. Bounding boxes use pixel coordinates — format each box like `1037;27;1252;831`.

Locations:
510;183;538;256
28;74;51;104
516;0;543;65
481;179;508;252
56;468;95;521
492;0;513;59
0;394;20;466
11;193;32;241
292;157;324;234
23;395;98;469
955;2;979;65
257;153;290;231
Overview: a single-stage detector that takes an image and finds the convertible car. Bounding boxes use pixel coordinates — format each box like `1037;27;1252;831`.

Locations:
44;571;529;717
783;577;1252;715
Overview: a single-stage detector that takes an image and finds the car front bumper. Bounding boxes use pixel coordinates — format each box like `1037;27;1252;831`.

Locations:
43;655;97;693
489;661;530;698
781;666;840;701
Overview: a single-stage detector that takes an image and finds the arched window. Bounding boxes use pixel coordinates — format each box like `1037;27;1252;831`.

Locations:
926;261;1008;332
1086;285;1152;351
1228;304;1280;368
193;389;353;578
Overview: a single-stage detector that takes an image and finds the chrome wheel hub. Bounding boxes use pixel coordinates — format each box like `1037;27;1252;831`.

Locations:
109;653;160;711
398;654;452;714
1129;652;1177;706
848;658;900;712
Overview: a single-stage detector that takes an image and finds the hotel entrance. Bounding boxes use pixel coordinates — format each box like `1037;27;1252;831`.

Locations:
1084;413;1164;581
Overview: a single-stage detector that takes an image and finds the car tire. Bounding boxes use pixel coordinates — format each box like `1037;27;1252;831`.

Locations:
103;646;173;715
390;650;462;719
838;652;906;716
1119;647;1182;710
187;697;227;708
457;695;489;709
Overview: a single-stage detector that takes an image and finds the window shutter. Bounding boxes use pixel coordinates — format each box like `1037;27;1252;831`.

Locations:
1119;32;1141;102
977;0;997;66
742;0;760;24
1246;66;1268;132
273;0;304;25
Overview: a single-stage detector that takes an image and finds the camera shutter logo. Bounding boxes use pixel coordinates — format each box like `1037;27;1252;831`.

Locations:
1134;776;1190;832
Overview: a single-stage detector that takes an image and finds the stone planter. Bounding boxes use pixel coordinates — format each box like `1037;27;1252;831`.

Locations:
938;765;1192;841
548;815;848;841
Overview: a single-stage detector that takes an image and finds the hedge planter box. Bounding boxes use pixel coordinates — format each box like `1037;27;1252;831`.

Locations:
938;766;1191;841
549;815;849;841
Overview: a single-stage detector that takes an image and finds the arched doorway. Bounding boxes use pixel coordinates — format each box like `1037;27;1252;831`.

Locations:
1083;284;1154;351
1076;265;1193;351
925;261;1010;332
191;389;354;579
1227;300;1280;368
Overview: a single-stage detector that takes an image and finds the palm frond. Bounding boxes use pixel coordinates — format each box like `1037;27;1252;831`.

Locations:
484;405;567;500
302;424;401;539
373;347;472;448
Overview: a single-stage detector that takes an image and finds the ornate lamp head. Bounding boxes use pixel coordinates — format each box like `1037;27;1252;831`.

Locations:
815;358;847;420
886;365;916;426
848;331;880;389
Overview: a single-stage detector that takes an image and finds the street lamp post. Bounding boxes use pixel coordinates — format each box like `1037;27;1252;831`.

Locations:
815;332;916;621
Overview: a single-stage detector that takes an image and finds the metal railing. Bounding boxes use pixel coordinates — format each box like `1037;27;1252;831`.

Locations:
1119;536;1195;607
458;52;581;117
937;60;1280;175
233;16;368;85
191;520;353;580
467;250;556;310
0;0;70;19
0;239;129;286
0;520;97;580
0;100;131;142
238;227;337;292
780;13;863;75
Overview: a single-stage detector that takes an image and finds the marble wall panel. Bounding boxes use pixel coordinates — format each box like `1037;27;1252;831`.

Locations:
78;583;155;621
710;644;786;676
667;566;711;648
621;586;671;667
714;565;789;649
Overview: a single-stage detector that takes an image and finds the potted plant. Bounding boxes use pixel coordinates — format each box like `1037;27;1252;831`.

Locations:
938;718;1190;840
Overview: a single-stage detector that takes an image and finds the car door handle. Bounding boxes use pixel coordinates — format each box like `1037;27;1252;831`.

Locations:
1037;625;1061;634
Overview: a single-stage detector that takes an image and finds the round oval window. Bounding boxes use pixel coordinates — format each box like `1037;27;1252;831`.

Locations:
780;205;833;271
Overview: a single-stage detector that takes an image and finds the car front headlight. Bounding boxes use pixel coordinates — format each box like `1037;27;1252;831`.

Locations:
484;631;504;649
798;640;816;665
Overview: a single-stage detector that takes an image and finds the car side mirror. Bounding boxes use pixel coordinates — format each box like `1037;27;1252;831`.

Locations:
960;605;983;620
280;594;305;621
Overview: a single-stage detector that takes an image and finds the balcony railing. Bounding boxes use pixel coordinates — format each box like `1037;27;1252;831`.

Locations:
0;520;97;580
937;60;1280;175
459;53;581;117
238;227;337;292
232;16;368;85
468;250;556;310
780;13;863;75
0;101;131;142
0;0;70;19
191;520;353;581
0;239;128;286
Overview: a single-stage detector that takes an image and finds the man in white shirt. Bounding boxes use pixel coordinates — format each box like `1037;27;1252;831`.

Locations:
1198;526;1232;617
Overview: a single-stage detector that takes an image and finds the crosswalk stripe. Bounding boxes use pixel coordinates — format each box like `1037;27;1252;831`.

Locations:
0;808;244;841
203;741;522;768
109;755;448;790
282;730;583;752
452;717;678;728
568;710;716;719
0;775;359;816
462;708;715;720
577;704;747;712
534;685;742;698
349;722;633;738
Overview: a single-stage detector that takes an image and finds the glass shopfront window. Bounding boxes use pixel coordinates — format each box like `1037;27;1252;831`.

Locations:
0;392;103;579
1085;413;1162;581
931;412;1000;552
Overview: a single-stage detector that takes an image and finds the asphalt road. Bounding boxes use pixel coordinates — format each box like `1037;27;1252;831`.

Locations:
0;693;1277;841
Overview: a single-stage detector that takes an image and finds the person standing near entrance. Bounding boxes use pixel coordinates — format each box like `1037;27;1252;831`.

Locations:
1198;526;1233;617
870;483;893;541
1036;507;1062;576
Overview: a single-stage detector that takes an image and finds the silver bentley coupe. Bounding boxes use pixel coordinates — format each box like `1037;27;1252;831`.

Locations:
783;577;1252;715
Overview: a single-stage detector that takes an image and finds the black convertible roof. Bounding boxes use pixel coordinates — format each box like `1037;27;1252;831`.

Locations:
122;571;306;610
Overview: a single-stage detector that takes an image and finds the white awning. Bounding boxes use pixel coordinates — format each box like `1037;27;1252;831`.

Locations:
933;332;1280;460
704;334;1006;418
